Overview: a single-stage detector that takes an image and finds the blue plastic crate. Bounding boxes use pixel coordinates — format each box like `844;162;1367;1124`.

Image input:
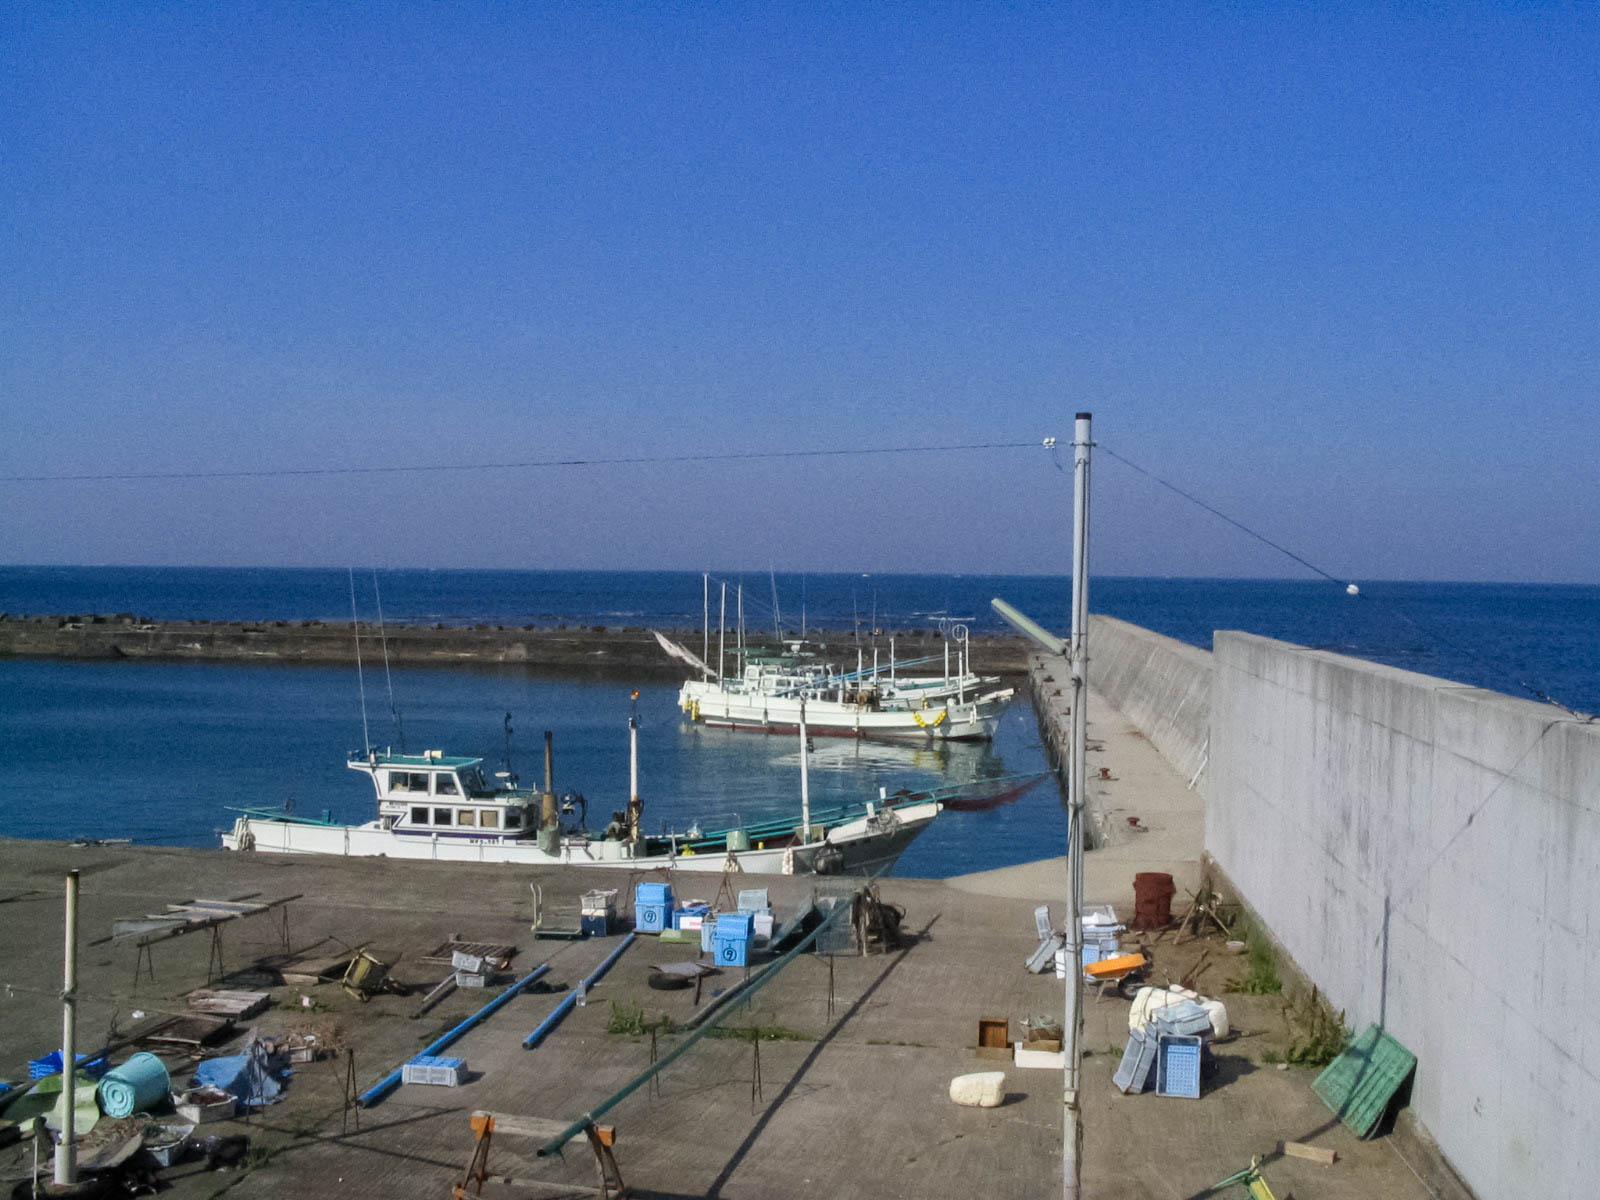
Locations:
1112;1028;1158;1094
672;903;710;930
635;882;673;907
716;912;755;940
635;901;669;933
1156;1035;1203;1099
713;933;750;967
28;1051;108;1081
1153;999;1213;1038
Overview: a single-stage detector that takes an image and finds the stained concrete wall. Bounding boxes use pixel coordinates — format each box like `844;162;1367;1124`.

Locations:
1087;614;1212;792
1208;631;1600;1200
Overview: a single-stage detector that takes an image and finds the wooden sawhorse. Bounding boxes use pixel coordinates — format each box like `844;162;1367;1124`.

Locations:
454;1110;625;1199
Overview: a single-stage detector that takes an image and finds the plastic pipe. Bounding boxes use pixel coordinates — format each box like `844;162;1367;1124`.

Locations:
522;933;635;1049
358;962;550;1108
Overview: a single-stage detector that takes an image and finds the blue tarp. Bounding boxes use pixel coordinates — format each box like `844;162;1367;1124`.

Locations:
193;1043;283;1107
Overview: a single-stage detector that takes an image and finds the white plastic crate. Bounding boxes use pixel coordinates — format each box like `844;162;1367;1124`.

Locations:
402;1055;464;1086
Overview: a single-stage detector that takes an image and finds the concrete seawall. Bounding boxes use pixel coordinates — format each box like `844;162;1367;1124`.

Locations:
1087;614;1212;793
1028;613;1592;1198
1208;631;1599;1200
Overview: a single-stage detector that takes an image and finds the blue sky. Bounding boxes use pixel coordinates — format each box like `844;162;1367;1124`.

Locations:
3;4;1596;581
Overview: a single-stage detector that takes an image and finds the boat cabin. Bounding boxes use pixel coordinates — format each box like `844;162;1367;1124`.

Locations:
347;750;535;838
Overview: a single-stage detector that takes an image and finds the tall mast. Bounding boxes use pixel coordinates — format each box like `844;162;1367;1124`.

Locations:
703;573;710;675
1063;412;1092;1200
349;568;370;755
718;582;727;686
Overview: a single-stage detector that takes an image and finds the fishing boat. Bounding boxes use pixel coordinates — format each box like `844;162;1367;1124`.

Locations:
658;628;1015;741
219;723;1027;875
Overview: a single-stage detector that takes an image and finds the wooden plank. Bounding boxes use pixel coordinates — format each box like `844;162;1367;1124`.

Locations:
1280;1140;1338;1165
470;1111;616;1147
185;988;272;1017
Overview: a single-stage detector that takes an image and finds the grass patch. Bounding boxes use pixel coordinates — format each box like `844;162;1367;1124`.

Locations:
607;999;674;1037
1282;985;1348;1067
706;1023;811;1043
1225;916;1282;995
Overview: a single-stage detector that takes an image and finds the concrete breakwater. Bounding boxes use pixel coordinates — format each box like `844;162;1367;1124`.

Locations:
0;612;1033;680
1034;611;1598;1200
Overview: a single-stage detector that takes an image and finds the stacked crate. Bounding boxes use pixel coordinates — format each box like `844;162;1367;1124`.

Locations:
634;882;673;933
713;911;756;967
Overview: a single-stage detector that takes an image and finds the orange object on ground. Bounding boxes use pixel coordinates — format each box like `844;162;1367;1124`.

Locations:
1084;952;1146;978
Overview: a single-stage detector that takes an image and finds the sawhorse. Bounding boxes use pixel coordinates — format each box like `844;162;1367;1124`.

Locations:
454;1110;625;1199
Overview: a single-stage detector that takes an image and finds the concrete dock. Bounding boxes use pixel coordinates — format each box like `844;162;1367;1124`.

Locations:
0;685;1437;1199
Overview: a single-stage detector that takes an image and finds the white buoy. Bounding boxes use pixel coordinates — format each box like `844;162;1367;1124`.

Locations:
1346;583;1360;596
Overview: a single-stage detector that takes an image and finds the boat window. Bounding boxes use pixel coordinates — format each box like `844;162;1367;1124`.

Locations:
408;773;430;792
436;775;459;796
504;810;521;828
388;771;410;792
410;806;429;825
479;810;499;829
457;809;477;827
433;808;453;826
464;768;487;795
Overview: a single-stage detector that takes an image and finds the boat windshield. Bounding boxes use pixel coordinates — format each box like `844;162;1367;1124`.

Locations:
462;767;490;796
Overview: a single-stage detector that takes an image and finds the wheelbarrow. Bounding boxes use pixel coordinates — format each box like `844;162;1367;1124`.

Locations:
1083;951;1151;1000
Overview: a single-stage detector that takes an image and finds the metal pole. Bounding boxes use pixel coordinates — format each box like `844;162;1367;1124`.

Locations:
703;573;710;674
1063;411;1092;1200
718;582;727;685
56;869;80;1186
799;698;810;843
800;694;812;844
629;710;639;809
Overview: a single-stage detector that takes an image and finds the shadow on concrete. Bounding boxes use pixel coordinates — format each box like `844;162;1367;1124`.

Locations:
702;913;942;1199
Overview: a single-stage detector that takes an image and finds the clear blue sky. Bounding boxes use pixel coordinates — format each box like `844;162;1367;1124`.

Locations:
3;4;1596;581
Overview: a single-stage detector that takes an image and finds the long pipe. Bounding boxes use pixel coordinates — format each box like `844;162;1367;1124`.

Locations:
536;886;859;1157
1063;411;1092;1200
522;933;635;1049
358;962;550;1107
55;870;79;1186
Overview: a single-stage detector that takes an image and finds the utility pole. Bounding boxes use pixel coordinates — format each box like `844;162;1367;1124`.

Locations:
56;869;80;1187
1063;412;1092;1200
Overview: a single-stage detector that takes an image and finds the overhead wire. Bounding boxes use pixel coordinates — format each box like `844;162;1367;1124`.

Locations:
1098;442;1590;718
0;439;1051;484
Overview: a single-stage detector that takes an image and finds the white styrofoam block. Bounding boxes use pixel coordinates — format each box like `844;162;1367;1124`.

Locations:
949;1071;1006;1108
1013;1043;1066;1070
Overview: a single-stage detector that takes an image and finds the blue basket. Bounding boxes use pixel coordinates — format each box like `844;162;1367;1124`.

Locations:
1112;1028;1158;1094
716;912;755;940
635;902;669;933
1156;1035;1203;1099
713;933;749;967
28;1051;109;1081
636;882;673;907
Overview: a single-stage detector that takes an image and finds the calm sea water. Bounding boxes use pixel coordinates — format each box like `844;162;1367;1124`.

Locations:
1;568;1596;876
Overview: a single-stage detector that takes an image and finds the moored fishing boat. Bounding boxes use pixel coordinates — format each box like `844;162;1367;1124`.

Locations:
660;628;1015;741
219;724;1036;875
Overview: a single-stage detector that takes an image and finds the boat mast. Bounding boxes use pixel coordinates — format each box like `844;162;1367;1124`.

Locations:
718;581;727;686
349;568;371;755
1063;411;1092;1200
703;573;710;676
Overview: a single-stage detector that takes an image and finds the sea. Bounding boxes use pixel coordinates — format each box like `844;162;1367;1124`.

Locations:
2;567;1596;877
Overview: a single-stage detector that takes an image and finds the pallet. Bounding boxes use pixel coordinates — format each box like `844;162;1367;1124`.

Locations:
185;988;273;1018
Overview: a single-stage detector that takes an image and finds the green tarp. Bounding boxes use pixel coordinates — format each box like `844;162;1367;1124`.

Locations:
1313;1023;1417;1138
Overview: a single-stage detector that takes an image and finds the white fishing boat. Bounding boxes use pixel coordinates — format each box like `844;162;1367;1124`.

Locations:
220;721;997;876
659;628;1014;741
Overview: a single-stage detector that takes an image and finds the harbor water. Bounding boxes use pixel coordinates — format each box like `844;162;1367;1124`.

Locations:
2;568;1596;877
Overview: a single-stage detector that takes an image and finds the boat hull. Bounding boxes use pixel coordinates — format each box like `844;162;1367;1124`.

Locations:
222;801;938;877
680;681;1010;741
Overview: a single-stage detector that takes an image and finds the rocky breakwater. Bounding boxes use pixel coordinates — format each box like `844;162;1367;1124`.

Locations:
0;612;1032;681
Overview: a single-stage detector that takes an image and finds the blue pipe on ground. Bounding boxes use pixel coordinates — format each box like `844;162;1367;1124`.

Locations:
357;961;550;1108
523;932;636;1049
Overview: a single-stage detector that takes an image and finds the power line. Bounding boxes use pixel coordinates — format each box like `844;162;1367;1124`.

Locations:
0;439;1053;484
1100;441;1591;718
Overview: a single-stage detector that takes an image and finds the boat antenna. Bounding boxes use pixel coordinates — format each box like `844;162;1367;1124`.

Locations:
372;569;403;751
348;567;371;755
503;712;516;785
